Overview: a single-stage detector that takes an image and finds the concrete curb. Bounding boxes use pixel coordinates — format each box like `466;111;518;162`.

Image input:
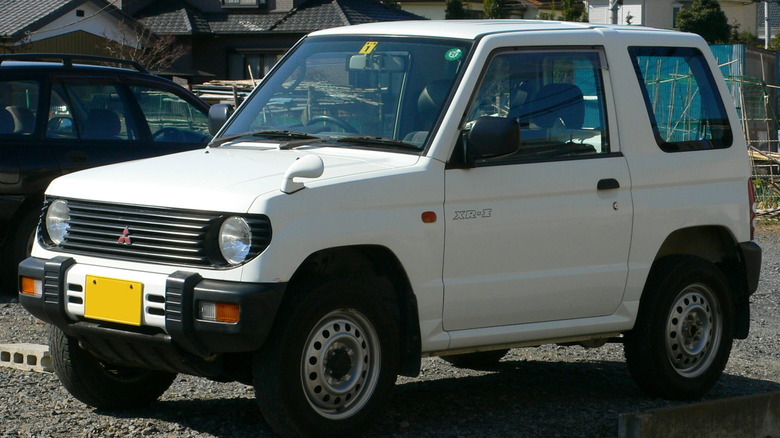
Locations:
0;343;52;373
619;391;780;438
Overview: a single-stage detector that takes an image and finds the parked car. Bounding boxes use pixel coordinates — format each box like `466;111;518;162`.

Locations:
19;22;760;438
0;54;211;292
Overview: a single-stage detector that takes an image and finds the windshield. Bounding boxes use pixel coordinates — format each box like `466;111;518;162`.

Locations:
219;36;472;151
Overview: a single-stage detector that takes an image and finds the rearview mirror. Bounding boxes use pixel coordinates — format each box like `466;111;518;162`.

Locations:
348;53;407;72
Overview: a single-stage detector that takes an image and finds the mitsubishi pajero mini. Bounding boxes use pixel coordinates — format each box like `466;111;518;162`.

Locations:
19;21;761;438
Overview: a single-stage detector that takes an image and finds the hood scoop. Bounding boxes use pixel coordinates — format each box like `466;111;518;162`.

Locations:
281;155;325;194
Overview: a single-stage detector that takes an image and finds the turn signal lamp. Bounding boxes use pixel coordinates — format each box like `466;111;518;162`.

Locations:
20;277;42;297
198;301;240;323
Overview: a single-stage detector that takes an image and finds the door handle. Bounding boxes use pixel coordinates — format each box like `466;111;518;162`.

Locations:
597;178;620;190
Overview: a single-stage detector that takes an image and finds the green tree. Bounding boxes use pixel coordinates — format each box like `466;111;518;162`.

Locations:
539;0;586;22
446;0;467;19
483;0;507;19
676;0;731;44
560;0;583;22
769;34;780;51
728;22;761;46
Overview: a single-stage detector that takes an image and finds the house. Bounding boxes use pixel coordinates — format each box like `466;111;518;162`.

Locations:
0;0;144;55
586;0;757;35
392;0;563;20
129;0;424;82
1;0;423;82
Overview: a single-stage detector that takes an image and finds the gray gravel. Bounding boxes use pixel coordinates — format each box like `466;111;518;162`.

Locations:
2;225;780;438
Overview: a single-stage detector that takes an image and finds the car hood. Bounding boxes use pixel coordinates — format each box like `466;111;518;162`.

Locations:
45;143;421;212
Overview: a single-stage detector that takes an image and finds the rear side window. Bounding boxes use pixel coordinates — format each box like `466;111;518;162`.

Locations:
629;46;732;152
0;80;39;136
48;81;140;141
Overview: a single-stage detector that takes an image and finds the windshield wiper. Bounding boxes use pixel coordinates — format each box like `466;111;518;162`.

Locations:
210;130;322;147
334;136;421;151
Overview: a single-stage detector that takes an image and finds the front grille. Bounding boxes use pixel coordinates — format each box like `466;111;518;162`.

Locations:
41;199;271;268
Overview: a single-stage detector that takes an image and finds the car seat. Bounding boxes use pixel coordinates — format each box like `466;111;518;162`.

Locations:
82;109;121;140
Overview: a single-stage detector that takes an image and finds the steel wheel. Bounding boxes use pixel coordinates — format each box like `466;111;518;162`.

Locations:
301;309;381;420
665;284;722;378
253;277;399;437
624;256;734;400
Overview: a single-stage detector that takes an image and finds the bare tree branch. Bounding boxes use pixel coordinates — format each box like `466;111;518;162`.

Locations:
103;23;186;73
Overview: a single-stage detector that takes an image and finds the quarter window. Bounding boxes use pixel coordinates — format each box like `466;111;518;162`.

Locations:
465;49;610;162
629;46;732;152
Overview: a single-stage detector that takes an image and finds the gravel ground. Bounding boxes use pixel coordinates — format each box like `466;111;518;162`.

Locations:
2;225;779;438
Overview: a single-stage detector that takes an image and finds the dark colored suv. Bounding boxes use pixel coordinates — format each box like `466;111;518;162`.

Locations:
0;54;211;292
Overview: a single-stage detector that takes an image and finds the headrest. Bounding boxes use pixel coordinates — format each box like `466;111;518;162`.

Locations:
6;106;35;134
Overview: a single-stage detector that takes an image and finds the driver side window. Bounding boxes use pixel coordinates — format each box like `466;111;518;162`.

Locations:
466;48;610;162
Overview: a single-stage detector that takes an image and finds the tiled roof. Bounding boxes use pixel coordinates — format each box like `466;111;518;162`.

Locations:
138;0;424;35
207;13;285;33
758;1;780;28
0;0;76;38
0;0;136;40
135;0;212;34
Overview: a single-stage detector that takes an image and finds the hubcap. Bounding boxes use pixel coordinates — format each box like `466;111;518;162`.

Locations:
301;308;380;420
665;284;722;378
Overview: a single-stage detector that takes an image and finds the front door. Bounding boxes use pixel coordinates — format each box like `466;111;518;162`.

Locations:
443;48;633;331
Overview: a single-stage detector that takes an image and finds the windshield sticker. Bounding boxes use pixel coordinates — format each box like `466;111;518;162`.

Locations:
445;48;463;62
360;42;379;54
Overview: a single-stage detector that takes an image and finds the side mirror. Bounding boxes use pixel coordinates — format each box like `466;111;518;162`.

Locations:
208;104;234;136
464;116;520;166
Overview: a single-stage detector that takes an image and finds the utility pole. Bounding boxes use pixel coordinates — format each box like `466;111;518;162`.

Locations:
766;0;771;50
609;0;620;24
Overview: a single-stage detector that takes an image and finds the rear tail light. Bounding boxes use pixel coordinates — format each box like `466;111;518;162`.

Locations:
748;178;758;240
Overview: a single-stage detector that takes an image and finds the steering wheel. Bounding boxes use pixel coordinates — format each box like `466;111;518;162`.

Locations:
152;127;187;142
304;115;358;133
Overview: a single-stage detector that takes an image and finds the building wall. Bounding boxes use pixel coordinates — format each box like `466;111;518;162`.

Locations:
397;1;483;20
722;0;757;35
24;1;141;47
587;0;756;35
8;30;118;57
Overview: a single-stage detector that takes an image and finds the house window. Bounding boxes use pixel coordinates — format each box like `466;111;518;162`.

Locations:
228;52;282;80
672;6;682;29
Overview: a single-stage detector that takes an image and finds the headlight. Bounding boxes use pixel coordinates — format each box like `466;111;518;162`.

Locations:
219;216;252;265
45;199;70;245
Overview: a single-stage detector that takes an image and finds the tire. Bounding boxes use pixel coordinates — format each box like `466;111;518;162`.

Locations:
49;326;176;410
442;349;509;369
624;256;734;400
253;277;399;438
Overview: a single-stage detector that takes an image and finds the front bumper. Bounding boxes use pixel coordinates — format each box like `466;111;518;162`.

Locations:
18;256;286;360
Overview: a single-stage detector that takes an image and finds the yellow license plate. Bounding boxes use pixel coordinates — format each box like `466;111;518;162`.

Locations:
84;275;143;326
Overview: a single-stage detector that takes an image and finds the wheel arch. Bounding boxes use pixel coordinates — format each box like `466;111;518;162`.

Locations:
287;244;422;377
651;225;750;338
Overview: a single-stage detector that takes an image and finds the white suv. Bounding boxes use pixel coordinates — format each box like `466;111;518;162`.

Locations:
20;20;761;438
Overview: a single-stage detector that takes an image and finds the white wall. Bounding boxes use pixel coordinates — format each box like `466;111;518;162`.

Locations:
24;1;142;48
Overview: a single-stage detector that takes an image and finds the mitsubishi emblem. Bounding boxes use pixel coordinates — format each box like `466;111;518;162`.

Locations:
117;227;132;245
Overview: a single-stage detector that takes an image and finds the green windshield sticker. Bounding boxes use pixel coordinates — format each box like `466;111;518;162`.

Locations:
445;48;463;61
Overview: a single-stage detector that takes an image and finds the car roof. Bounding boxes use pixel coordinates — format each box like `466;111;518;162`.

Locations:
310;19;679;40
